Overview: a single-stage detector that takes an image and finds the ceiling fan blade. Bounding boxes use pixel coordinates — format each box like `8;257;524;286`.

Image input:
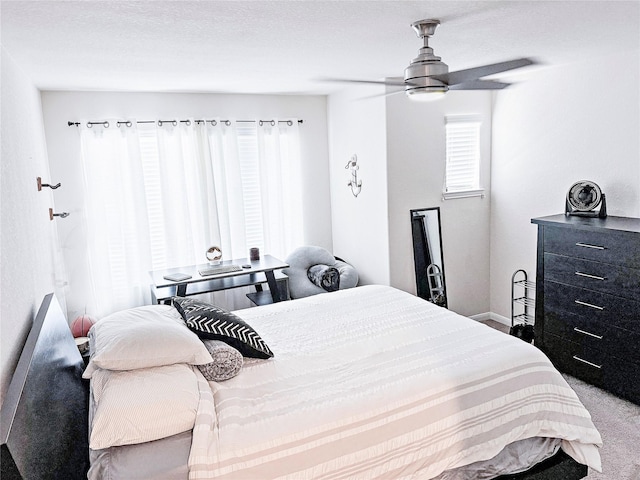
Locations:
318;77;407;87
358;88;407;100
431;58;536;85
448;80;510;90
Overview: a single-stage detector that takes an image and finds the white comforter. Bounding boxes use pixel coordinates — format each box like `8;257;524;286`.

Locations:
188;285;602;479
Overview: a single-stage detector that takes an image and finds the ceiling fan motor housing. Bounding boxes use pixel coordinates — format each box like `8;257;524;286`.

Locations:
404;56;449;93
404;19;449;94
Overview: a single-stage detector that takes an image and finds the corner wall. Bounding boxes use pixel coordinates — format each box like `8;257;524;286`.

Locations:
386;91;493;316
0;49;64;406
327;85;390;285
490;52;640;321
328;86;493;316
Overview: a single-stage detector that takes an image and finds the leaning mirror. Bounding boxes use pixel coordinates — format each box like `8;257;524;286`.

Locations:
410;207;447;308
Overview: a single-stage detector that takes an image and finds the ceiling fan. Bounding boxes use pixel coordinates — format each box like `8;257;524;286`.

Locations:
329;19;536;101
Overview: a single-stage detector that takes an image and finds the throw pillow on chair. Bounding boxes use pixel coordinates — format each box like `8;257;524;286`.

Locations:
307;265;340;292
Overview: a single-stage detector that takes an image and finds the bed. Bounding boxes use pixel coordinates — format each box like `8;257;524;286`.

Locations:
0;294;89;479
2;286;601;479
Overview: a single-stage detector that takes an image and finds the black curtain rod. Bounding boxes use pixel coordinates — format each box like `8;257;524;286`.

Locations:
67;119;303;128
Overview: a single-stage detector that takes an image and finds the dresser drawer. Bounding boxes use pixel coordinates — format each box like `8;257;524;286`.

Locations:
543;333;606;387
544;281;640;332
545;310;640;365
543;226;640;269
544;253;640;300
544;333;640;404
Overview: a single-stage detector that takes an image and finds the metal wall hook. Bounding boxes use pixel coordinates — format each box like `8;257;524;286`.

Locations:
49;208;70;221
37;177;61;191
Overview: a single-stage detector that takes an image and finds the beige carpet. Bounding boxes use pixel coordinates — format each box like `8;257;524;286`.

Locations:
564;374;640;479
481;319;640;479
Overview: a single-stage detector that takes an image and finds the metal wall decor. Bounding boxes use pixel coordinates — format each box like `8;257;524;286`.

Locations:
345;155;362;197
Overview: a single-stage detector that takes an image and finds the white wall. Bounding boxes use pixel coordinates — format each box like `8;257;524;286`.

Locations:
386;91;493;316
327;85;390;285
41;91;332;320
490;52;640;321
0;50;65;406
328;86;492;316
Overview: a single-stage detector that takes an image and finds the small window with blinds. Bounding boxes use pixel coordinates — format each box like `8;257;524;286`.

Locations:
444;115;484;200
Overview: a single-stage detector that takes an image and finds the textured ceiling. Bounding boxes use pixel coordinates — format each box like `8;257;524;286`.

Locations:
1;0;639;94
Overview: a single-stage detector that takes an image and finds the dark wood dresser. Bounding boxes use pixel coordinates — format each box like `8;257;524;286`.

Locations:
531;214;640;404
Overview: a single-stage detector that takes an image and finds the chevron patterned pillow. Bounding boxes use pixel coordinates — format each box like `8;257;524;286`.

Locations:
172;298;273;359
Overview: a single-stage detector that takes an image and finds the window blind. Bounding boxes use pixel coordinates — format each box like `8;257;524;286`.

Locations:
138;125;168;270
236;125;265;251
444;115;482;198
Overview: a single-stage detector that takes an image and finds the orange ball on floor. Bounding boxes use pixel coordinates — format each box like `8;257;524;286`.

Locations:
70;315;96;338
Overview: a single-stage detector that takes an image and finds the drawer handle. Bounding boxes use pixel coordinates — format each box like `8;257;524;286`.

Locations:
575;271;606;281
575;242;606;250
574;299;605;311
572;355;602;369
573;327;603;340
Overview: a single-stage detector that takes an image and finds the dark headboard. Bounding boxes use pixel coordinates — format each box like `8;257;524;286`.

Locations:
0;293;89;479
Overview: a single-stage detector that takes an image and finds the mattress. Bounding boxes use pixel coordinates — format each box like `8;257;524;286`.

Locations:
90;285;602;479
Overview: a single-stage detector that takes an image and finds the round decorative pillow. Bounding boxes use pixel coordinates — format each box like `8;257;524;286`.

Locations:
307;265;341;292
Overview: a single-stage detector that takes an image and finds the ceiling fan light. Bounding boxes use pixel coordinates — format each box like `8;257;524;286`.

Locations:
406;87;447;101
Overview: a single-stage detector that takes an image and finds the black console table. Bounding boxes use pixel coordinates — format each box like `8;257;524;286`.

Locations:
532;214;640;404
150;255;289;305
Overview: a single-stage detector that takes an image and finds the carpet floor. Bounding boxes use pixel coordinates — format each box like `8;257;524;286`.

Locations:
481;319;640;479
564;373;640;479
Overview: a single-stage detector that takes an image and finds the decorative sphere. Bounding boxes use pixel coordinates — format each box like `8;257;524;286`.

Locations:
70;315;96;338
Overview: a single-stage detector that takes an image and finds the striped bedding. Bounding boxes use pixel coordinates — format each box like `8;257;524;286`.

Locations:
188;285;602;479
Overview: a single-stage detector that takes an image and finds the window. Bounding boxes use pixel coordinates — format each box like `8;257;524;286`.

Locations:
137;123;273;271
79;119;302;314
444;115;484;199
236;124;265;252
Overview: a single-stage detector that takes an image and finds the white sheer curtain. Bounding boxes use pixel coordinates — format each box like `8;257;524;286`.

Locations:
257;120;303;259
149;120;221;269
206;120;247;259
79;121;152;315
79;118;302;316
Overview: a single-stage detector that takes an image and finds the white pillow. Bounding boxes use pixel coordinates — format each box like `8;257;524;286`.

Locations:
83;305;212;378
89;364;199;449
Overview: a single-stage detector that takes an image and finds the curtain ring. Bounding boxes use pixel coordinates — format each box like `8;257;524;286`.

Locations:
259;120;264;126
210;120;217;126
224;120;231;126
158;120;163;126
287;120;293;126
87;122;93;128
271;120;276;126
172;120;178;126
103;121;109;128
185;120;191;126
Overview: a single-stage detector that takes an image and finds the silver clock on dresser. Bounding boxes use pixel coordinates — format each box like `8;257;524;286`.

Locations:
532;214;640;405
